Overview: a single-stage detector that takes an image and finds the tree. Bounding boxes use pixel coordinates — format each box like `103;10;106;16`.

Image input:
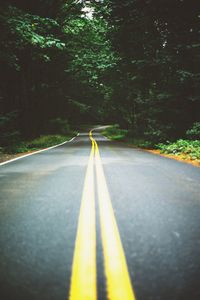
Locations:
102;0;200;140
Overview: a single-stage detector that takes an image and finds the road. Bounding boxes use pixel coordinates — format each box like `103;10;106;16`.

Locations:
0;129;200;300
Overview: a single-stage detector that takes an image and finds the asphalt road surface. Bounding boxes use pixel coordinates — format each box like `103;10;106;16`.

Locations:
0;129;200;300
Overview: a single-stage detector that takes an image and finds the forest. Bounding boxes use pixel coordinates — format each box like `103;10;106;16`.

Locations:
0;0;199;154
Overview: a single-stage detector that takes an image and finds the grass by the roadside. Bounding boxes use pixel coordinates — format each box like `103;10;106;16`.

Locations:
102;124;153;147
2;134;76;154
102;124;128;141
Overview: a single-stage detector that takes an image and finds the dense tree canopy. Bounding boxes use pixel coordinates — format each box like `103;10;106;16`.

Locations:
0;0;199;146
104;0;200;140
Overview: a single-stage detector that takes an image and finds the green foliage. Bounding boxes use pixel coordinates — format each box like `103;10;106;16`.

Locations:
186;122;200;140
0;6;65;68
102;124;128;140
103;0;200;140
5;135;74;154
0;1;119;142
157;140;200;160
65;17;118;87
130;140;153;149
103;125;157;148
27;135;69;149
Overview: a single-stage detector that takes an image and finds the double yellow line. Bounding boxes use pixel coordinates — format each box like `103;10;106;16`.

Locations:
69;131;136;300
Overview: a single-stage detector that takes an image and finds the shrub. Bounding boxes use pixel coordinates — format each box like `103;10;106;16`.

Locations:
156;139;200;160
27;135;68;149
4;135;71;154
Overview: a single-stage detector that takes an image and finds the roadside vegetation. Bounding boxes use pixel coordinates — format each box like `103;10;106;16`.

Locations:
1;134;74;154
156;122;200;162
157;140;200;161
0;117;77;155
102;125;128;141
103;124;200;164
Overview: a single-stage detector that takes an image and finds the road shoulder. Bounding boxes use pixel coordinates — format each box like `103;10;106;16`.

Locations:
0;135;77;166
145;149;200;168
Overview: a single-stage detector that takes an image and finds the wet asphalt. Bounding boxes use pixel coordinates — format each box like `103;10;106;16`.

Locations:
0;131;200;300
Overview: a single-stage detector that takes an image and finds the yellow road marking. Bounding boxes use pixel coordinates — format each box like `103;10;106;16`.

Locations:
91;131;136;300
69;131;136;300
69;141;97;300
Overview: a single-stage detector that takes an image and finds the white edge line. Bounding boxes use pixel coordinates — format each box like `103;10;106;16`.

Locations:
0;133;79;167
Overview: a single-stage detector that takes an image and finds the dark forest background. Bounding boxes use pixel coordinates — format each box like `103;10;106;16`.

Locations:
0;0;199;148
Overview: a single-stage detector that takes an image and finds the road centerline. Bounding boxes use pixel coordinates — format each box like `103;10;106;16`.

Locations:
69;141;97;300
69;131;136;300
91;131;136;300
